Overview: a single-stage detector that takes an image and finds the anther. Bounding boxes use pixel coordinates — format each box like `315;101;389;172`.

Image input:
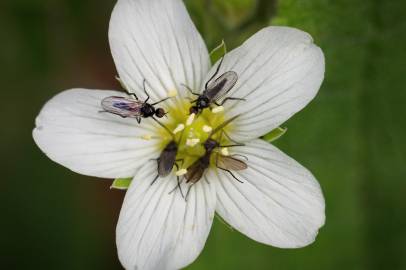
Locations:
141;134;152;140
173;124;185;134
186;113;195;126
186;138;200;147
202;125;213;133
167;89;178;97
212;106;224;114
175;169;187;176
221;147;230;156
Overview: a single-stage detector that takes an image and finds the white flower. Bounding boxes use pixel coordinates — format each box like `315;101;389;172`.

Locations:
32;0;326;269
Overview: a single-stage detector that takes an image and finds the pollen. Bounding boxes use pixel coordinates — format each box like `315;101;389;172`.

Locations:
221;147;230;156
212;106;224;114
141;134;152;140
175;169;187;176
167;89;178;97
186;113;195;126
173;124;185;134
202;125;213;133
186;138;200;147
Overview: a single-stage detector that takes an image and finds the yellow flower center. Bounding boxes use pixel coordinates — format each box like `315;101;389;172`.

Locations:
156;99;234;170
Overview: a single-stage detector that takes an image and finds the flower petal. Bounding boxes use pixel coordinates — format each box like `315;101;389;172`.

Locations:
117;163;216;270
33;89;159;179
214;139;325;248
109;0;210;105
206;26;324;141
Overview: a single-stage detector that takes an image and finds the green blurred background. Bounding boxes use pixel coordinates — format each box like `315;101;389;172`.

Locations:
2;0;406;269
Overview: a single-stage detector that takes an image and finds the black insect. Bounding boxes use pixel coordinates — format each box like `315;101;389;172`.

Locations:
184;116;248;197
186;57;245;114
151;140;185;197
100;80;169;124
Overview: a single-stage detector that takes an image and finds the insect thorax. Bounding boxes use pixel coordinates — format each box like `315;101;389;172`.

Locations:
141;103;155;117
204;138;219;152
196;96;210;109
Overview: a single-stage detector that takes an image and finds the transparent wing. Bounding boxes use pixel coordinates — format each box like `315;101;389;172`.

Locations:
101;96;143;118
217;155;248;171
158;141;178;177
185;160;206;184
204;71;238;101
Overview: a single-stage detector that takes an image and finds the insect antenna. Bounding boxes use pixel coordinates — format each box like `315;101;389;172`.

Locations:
205;56;225;90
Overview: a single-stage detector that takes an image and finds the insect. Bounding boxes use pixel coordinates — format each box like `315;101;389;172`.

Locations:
187;57;245;114
184;116;248;197
151;140;185;197
100;80;169;124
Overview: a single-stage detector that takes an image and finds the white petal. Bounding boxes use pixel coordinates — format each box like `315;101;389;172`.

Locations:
117;163;216;270
109;0;210;106
33;89;159;179
206;26;324;141
214;139;325;248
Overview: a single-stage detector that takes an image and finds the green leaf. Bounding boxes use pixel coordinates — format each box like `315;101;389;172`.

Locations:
210;39;227;65
262;127;287;143
110;178;132;190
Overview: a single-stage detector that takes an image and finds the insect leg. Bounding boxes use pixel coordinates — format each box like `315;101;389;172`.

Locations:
123;89;138;100
150;174;160;186
185;183;195;202
205;56;224;90
203;174;210;185
230;154;249;161
168;163;185;198
181;83;200;96
136;116;142;124
175;158;185;168
143;79;151;103
219;144;245;148
151;97;171;106
223;131;244;146
219;97;246;106
98;110;128;118
217;166;244;183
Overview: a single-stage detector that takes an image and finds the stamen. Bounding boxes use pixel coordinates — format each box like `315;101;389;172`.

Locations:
175;169;187;176
221;147;230;156
212;106;224;114
173;124;185;134
186;138;200;147
167;89;178;97
186;113;195;126
202;125;213;133
141;134;152;140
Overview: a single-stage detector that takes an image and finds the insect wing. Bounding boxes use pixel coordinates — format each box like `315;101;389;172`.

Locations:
101;96;143;118
158;141;178;177
185;160;206;184
217;155;248;171
205;71;238;101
